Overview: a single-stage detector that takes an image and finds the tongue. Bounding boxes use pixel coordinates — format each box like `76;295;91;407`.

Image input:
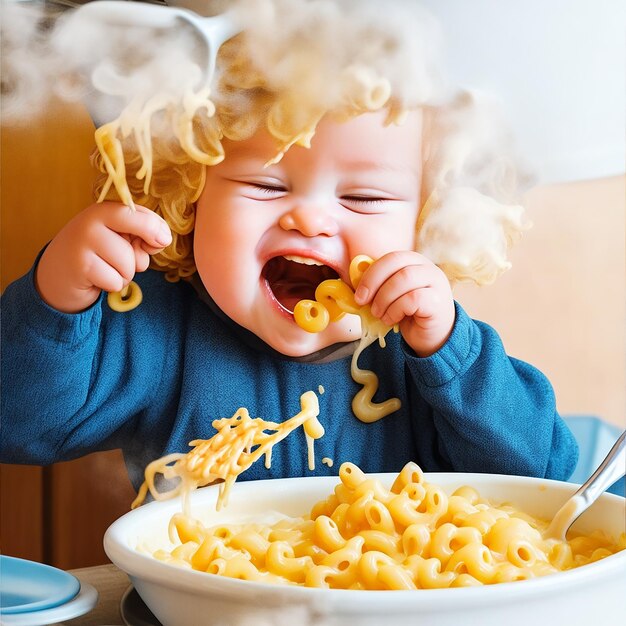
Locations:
270;279;317;313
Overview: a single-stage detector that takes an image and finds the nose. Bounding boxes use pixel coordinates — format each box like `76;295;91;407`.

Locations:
278;203;339;237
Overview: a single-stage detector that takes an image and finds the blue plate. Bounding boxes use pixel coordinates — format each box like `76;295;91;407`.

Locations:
0;555;81;615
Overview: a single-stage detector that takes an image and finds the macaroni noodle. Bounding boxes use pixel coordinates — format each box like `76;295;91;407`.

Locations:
152;461;626;589
294;256;401;423
132;390;323;513
107;280;143;312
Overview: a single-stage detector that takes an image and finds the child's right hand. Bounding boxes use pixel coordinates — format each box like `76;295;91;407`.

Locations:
35;202;172;313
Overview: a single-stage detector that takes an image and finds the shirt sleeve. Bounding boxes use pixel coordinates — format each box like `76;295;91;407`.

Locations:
403;301;579;481
0;261;178;465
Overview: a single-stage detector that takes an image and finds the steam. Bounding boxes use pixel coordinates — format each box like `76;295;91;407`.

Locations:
416;187;528;285
1;0;529;285
230;0;446;110
1;0;208;124
1;0;447;125
1;1;55;122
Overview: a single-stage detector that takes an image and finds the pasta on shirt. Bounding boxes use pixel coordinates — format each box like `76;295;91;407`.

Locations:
294;255;401;423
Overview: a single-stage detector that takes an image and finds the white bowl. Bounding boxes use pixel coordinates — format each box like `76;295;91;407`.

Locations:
104;473;626;626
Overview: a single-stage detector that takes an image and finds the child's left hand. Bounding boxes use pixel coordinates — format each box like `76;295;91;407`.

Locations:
353;251;455;357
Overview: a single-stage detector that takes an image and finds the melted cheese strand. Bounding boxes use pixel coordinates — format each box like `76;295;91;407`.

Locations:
132;391;323;513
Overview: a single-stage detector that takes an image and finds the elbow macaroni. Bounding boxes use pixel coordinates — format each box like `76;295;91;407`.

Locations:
294;256;401;423
152;460;626;589
107;280;143;312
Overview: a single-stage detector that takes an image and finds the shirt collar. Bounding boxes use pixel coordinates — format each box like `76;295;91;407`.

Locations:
189;274;357;364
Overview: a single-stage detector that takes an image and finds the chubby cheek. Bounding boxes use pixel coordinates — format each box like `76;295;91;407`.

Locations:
347;212;418;259
193;214;260;319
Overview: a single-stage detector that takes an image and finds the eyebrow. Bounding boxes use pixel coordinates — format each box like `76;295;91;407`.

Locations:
338;159;420;176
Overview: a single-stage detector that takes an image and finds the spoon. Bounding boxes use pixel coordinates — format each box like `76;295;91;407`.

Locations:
68;0;241;85
547;429;626;541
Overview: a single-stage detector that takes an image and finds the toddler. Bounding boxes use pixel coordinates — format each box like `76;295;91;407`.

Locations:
0;0;577;487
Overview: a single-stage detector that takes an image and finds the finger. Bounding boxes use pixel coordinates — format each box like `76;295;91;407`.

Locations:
381;287;440;326
139;240;167;256
369;264;433;319
96;202;172;249
131;237;151;273
354;251;430;305
122;230;166;256
90;226;138;284
83;251;129;294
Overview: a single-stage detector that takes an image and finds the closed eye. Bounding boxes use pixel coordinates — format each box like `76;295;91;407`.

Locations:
249;182;287;193
234;179;288;200
340;195;394;214
342;195;387;203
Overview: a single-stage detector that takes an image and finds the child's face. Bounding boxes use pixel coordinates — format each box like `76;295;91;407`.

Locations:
194;110;423;356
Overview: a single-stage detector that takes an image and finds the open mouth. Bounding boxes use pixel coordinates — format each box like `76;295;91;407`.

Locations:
262;255;339;314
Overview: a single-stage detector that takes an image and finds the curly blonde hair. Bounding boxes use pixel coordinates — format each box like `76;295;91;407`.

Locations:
93;1;528;286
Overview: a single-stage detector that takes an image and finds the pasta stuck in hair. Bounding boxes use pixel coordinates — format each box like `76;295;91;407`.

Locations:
90;0;529;291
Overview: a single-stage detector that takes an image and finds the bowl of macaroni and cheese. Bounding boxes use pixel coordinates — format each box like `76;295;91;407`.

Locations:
104;466;626;626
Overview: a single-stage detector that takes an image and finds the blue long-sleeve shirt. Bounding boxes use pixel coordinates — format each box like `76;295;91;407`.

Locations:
0;265;578;489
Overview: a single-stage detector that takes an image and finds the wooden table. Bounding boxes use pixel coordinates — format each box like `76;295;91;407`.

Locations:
65;564;130;625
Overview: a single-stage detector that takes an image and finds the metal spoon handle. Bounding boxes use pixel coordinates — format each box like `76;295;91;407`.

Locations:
548;430;625;540
180;10;241;81
71;1;184;29
64;1;242;124
576;429;626;503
